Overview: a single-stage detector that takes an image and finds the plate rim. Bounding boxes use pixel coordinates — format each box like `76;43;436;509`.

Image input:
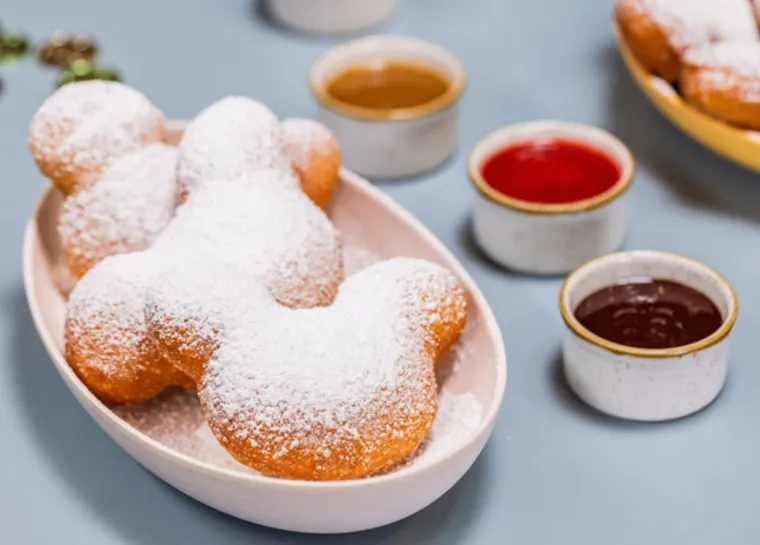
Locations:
615;26;760;174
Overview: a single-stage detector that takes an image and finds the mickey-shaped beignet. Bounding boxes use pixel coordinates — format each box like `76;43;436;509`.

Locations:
29;81;177;279
146;257;467;480
65;168;343;404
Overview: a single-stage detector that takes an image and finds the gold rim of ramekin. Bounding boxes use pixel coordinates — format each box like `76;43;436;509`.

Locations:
559;250;739;358
468;120;635;215
309;35;467;122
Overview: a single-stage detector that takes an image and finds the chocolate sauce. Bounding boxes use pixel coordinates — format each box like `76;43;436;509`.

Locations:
574;278;723;349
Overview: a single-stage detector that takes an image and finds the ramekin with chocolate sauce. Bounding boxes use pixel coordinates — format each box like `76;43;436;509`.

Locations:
560;250;738;421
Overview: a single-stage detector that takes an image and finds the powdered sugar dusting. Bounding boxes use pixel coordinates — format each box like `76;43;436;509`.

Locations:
685;41;760;78
64;97;344;402
29;80;165;189
53;260;77;296
650;75;678;98
398;390;483;468
343;244;382;276
114;359;482;477
66;251;164;377
154;168;343;309
280;118;333;172
145;257;466;478
624;0;758;52
176;97;292;198
59;143;178;274
684;42;760;102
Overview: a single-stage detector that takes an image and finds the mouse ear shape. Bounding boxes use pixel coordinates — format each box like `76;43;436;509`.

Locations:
339;257;468;361
29;80;166;196
145;260;272;383
64;251;192;404
280;118;341;209
176;96;290;201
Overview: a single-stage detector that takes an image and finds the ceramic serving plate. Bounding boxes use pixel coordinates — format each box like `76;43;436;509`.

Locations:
23;122;507;534
616;28;760;175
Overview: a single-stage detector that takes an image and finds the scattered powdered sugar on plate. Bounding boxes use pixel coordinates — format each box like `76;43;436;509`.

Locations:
113;388;249;471
115;378;482;478
342;243;382;276
650;76;678;99
53;259;77;297
625;0;758;52
401;389;483;468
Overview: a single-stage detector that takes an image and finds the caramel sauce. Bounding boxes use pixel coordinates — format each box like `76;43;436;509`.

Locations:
325;61;450;111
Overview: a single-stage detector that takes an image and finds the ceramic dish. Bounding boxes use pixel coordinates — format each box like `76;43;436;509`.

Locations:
267;0;397;35
559;250;738;422
469;120;633;275
310;35;466;179
616;27;760;175
23;122;507;534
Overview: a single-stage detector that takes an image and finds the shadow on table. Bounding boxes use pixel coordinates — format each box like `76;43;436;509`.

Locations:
8;286;487;545
249;0;284;32
456;214;569;280
545;348;732;429
603;44;760;225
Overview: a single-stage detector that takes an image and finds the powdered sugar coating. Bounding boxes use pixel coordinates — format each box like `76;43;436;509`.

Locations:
343;244;382;276
67;252;159;377
146;257;467;479
280;117;341;209
59;143;178;277
684;41;760;78
625;0;758;52
61;92;344;404
29;80;166;193
281;118;333;172
64;252;191;402
65;166;343;402
392;390;482;470
154;168;342;309
683;42;760;102
176;97;292;199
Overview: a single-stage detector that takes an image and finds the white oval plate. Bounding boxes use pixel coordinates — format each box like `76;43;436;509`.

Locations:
22;122;507;534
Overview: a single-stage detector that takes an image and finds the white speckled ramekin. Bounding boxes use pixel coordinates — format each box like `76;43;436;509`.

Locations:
469;120;633;275
267;0;397;35
310;35;466;179
560;250;739;421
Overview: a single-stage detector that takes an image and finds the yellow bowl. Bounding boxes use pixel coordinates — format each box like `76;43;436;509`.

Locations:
616;28;760;174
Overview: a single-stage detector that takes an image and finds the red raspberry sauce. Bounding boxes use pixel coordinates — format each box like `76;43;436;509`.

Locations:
481;139;621;205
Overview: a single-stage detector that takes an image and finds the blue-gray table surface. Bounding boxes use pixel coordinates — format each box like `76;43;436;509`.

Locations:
3;1;760;543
